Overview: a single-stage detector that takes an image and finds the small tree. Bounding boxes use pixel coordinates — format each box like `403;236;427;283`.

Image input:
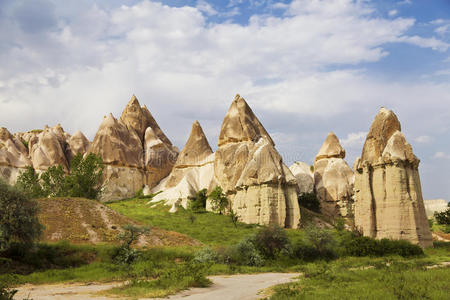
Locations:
208;186;228;215
15;166;44;198
41;165;68;197
67;153;104;199
114;224;149;265
434;208;450;225
253;224;290;258
0;180;42;251
230;209;239;228
188;189;208;212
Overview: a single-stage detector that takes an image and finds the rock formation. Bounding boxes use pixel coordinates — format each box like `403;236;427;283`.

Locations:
0;127;32;184
313;132;354;220
289;162;314;195
150;120;215;208
88;95;177;201
67;130;90;160
213;94;300;228
354;107;432;247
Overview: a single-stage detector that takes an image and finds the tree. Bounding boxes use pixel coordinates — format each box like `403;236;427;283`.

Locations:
0;180;42;251
208;186;228;215
230;209;239;228
188;189;208;212
66;153;104;199
298;192;321;213
40;165;68;197
114;224;149;265
434;208;450;225
253;225;290;258
14;166;44;198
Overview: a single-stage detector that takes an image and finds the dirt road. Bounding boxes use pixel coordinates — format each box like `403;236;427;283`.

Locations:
15;272;300;300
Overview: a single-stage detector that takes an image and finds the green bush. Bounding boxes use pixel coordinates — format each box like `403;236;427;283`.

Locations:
193;247;218;264
0;181;42;251
224;236;264;266
298;192;320;213
434;208;450;225
40;165;68;197
66;153;104;199
188;189;208;212
208;186;228;214
253;225;290;259
293;226;337;261
14;166;44;198
113;224;149;265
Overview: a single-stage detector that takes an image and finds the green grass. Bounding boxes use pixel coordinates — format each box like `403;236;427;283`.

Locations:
107;198;265;246
267;256;450;300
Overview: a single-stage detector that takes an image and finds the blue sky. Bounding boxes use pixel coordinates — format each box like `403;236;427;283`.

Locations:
0;0;449;201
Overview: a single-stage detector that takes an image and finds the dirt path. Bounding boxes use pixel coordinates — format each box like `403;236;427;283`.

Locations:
15;273;300;300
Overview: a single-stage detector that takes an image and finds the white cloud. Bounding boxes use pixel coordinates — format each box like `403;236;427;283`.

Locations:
414;135;432;144
396;35;450;52
341;132;367;148
434;152;450;159
398;0;412;5
388;9;398;17
196;0;218;16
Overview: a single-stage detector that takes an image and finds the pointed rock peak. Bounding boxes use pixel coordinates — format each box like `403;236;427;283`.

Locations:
361;107;402;164
141;104;173;146
382;130;418;164
128;94;140;106
0;127;12;141
218;94;274;147
174;121;212;168
71;130;89;141
315;132;346;161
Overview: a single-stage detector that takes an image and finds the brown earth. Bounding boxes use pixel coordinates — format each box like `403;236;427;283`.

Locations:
37;197;200;247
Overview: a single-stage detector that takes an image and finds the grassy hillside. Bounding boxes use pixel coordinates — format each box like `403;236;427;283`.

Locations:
37;197;199;247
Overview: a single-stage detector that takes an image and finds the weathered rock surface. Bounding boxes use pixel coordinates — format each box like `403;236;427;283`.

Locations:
0;127;32;184
213;94;300;228
289;162;314;195
354;108;432;247
150;121;214;208
30;126;70;172
67;130;90;160
424;199;448;218
314;132;354;220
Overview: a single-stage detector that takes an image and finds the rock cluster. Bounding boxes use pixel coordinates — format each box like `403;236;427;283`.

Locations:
150;120;214;209
212;95;300;228
0;127;31;184
354;108;432;247
88;95;178;201
289;161;314;195
313;132;354;220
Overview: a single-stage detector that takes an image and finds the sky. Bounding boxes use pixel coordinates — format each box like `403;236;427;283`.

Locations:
0;0;449;201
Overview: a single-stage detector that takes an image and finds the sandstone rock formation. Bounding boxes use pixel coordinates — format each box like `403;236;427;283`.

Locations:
0;127;32;184
150;120;215;207
289;162;314;195
213;94;300;228
67;130;90;160
354;108;432;247
88;95;177;201
424;199;448;218
314;132;354;220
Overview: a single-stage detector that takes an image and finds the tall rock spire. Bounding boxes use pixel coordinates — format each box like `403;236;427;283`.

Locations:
354;108;432;247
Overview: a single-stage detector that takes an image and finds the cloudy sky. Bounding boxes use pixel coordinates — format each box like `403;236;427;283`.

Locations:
0;0;449;201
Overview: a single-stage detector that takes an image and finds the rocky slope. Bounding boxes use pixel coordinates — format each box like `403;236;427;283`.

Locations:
354;107;432;247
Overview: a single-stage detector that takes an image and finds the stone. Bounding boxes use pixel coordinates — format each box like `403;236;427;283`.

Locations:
213;94;300;228
354;107;432;247
313;132;354;220
67;130;90;160
120;95;149;142
0;127;32;184
150;121;215;207
289;161;314;195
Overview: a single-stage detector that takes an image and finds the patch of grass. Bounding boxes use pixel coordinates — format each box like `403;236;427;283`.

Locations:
267;257;450;299
107;198;265;246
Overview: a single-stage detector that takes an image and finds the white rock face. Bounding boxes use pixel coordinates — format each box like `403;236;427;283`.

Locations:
289;162;314;195
423;199;448;218
0;127;32;184
354;108;432;247
150;121;215;209
313;132;354;220
212;95;300;228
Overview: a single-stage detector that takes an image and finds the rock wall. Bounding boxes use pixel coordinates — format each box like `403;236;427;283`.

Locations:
289;161;314;195
354;108;432;247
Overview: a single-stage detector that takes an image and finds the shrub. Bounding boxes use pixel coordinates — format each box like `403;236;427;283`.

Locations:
0;181;42;251
0;283;17;300
66;153;104;199
188;189;208;212
193;247;218;264
225;236;264;266
113;224;149;265
40;165;68;197
293;225;337;261
14;166;44;198
434;208;450;225
208;186;228;214
298;192;320;213
253;225;290;258
229;209;239;228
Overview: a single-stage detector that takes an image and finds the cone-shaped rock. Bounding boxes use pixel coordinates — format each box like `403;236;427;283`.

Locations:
88;113;144;201
150;121;215;207
354;108;432;247
0;127;32;184
213;94;300;228
314;132;354;220
67;130;90;160
141;105;174;147
120;95;148;142
30;127;70;172
289;162;314;195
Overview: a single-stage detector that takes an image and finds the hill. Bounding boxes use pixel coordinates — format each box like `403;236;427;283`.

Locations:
37;197;199;247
